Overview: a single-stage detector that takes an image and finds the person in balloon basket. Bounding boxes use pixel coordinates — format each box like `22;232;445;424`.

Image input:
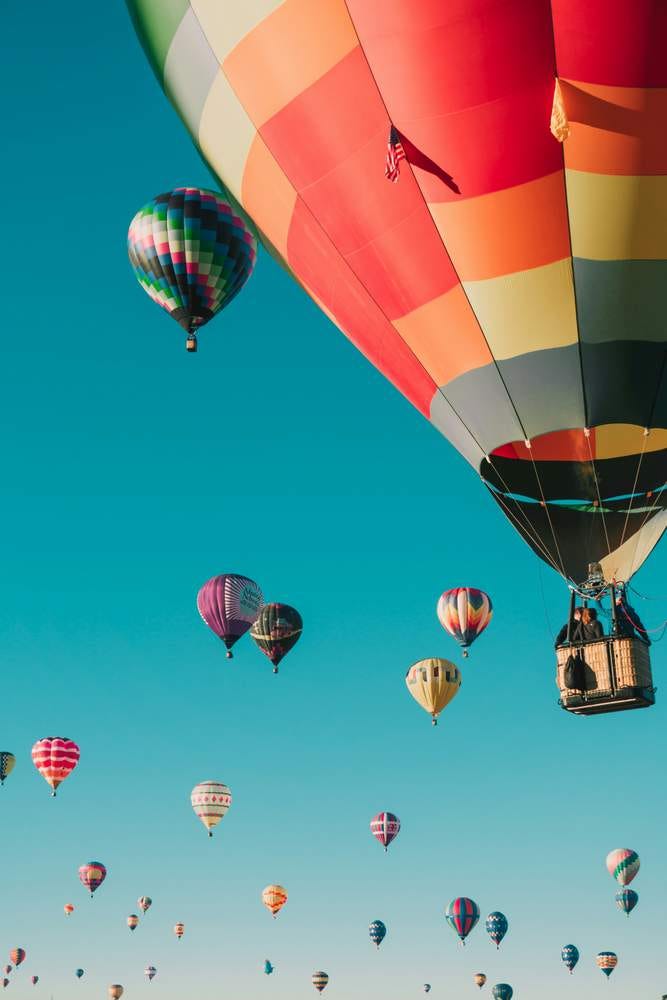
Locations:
614;589;650;645
573;607;604;643
555;606;582;648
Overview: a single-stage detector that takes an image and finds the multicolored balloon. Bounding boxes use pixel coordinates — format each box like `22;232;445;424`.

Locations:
474;973;487;989
606;848;640;886
370;811;401;852
561;944;579;973
445;897;480;944
191;780;232;837
491;986;513;1000
263;961;274;976
250;603;303;673
64;903;74;916
127;914;139;931
31;977;38;986
108;986;124;1000
75;969;84;980
127;188;257;352
0;752;15;785
145;967;157;982
78;862;107;897
369;920;386;948
615;888;638;916
262;885;288;918
9;951;25;968
437;588;492;655
485;912;508;949
138;896;152;914
197;574;263;658
31;738;80;796
405;658;461;725
174;923;185;940
312;971;329;993
597;952;618;978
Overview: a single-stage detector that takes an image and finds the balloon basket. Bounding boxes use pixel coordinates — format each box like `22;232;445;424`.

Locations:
556;637;655;715
186;333;198;352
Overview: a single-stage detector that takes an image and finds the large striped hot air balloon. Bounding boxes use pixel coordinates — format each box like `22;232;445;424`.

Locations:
138;896;152;914
9;950;25;968
174;923;185;940
405;658;461;725
312;971;329;993
445;897;480;944
370;811;401;852
437;588;493;655
596;952;618;978
31;738;80;796
190;780;232;837
561;944;579;973
485;912;508;949
127;914;139;932
197;574;263;658
615;888;639;916
0;752;15;786
127;188;257;352
369;920;386;948
250;603;303;673
78;862;107;898
606;848;640;886
262;885;288;918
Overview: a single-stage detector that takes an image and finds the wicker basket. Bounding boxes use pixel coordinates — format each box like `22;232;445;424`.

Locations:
556;637;654;714
556;641;612;697
612;637;652;689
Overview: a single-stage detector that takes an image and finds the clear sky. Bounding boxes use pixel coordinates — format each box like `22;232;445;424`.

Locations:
1;4;665;999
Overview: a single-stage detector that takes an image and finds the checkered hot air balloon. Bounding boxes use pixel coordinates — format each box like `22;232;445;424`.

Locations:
262;885;288;918
437;588;492;656
445;897;480;944
31;737;80;796
126;914;139;931
128;188;257;352
250;603;303;674
312;971;329;993
369;920;386;949
9;950;25;968
197;574;263;659
615;888;639;916
606;848;640;886
145;966;157;982
190;781;232;837
485;911;508;949
78;861;107;898
138;896;152;914
174;923;185;940
0;752;15;785
561;944;579;973
596;952;618;977
474;973;487;988
405;658;461;725
370;812;401;852
491;986;513;1000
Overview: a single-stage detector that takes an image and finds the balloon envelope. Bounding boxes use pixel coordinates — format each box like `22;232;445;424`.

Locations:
75;970;84;979
312;971;329;993
405;658;461;724
262;885;288;918
485;912;508;948
31;738;80;795
127;914;139;931
31;977;38;986
78;862;106;896
174;923;185;939
197;574;263;656
138;896;152;914
437;588;492;651
250;603;302;671
445;898;480;943
0;752;15;785
370;811;400;851
474;973;487;988
561;944;579;973
9;950;25;967
264;961;274;976
108;986;124;1000
191;780;232;836
606;848;640;886
64;904;74;916
491;986;513;1000
145;967;157;982
597;952;618;977
615;888;639;915
369;920;386;948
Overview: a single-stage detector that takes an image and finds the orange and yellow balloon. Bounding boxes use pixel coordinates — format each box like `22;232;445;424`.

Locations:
127;914;139;932
64;903;74;916
108;987;124;1000
262;885;288;918
405;658;461;725
474;973;487;989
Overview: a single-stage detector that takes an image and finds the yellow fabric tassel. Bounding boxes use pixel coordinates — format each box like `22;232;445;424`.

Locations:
550;78;570;142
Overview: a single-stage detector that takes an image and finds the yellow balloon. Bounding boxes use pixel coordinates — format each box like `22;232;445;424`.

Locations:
262;885;288;918
405;658;461;725
108;987;123;1000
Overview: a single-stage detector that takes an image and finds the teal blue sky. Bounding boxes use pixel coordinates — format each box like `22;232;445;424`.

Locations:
1;4;666;999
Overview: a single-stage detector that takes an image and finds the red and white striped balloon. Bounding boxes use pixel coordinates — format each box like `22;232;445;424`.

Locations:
31;737;80;796
370;811;401;852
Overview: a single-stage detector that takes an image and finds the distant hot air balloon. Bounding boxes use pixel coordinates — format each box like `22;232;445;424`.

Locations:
138;896;152;914
491;986;513;1000
312;971;329;993
108;986;123;1000
370;811;401;852
250;603;302;673
190;780;232;837
64;904;74;916
405;658;461;725
445;898;480;944
75;969;84;980
606;848;640;886
197;574;263;658
174;923;185;940
423;987;431;994
30;977;38;986
615;888;638;916
145;967;157;983
597;952;618;978
2;969;10;977
0;752;16;785
78;862;106;897
561;944;579;973
369;920;386;949
262;885;288;918
2;980;8;989
31;738;80;796
127;188;257;353
127;914;139;931
264;961;274;976
474;973;487;989
437;588;492;656
9;951;25;968
485;912;508;949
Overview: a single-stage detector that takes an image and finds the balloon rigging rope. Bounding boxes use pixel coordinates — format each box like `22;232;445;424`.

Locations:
624;480;667;581
487;485;565;578
526;452;568;579
584;434;612;559
619;432;649;551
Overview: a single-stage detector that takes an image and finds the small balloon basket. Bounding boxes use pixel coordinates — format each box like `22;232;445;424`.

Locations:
556;637;655;715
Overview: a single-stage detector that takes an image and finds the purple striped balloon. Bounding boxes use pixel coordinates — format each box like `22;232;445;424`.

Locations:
197;574;263;658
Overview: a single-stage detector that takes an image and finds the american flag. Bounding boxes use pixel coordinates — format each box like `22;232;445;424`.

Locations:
385;125;406;182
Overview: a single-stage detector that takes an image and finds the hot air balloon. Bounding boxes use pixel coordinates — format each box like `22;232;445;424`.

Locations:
561;944;579;973
108;986;124;1000
128;2;667;710
138;896;152;914
264;961;274;976
31;738;80;796
75;969;84;980
30;977;38;986
369;920;386;948
78;862;106;897
2;969;10;978
64;904;74;916
250;603;302;673
405;658;461;724
607;848;640;886
312;971;329;993
197;574;263;658
445;897;480;944
127;914;139;931
474;974;487;989
615;888;638;915
370;811;400;852
174;923;185;940
1;980;7;989
0;752;15;785
145;967;157;983
437;589;493;656
190;780;232;837
262;885;288;918
127;188;257;352
423;987;431;994
485;912;508;949
491;986;513;1000
597;952;618;978
9;951;25;968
